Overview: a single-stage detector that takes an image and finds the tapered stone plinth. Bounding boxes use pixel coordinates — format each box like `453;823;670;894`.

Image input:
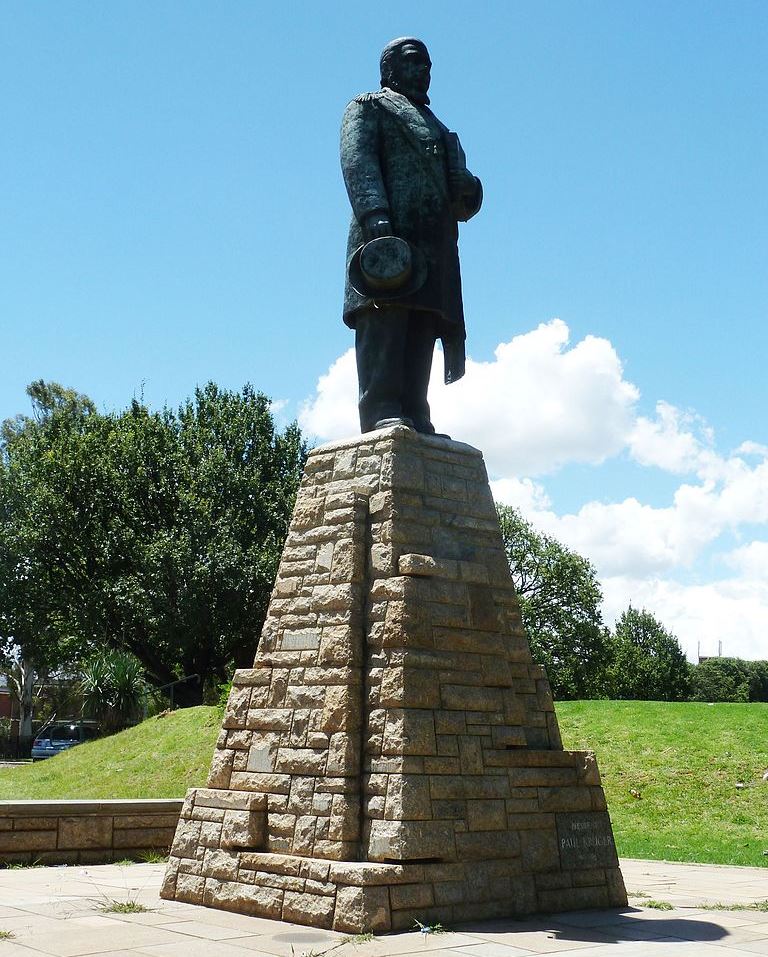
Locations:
161;426;626;931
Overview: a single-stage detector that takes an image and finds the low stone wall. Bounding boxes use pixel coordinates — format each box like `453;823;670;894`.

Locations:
0;799;183;865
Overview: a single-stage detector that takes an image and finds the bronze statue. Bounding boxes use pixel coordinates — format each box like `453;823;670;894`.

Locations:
340;37;482;435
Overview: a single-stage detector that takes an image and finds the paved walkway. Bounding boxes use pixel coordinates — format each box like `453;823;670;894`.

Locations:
0;859;767;956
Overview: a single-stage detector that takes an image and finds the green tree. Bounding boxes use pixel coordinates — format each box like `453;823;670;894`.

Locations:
0;381;96;751
0;381;306;706
496;504;612;699
608;606;691;701
690;656;768;702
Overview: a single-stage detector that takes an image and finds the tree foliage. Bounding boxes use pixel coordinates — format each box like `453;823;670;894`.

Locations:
690;656;768;703
607;606;691;701
0;381;306;705
496;504;611;699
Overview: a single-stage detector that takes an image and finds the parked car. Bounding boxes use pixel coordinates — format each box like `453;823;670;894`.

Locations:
31;720;101;761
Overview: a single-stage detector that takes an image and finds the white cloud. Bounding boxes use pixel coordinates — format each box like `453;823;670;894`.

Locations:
600;574;768;662
629;401;714;474
298;348;358;442
725;541;768;580
300;319;640;477
489;477;551;514
299;319;768;662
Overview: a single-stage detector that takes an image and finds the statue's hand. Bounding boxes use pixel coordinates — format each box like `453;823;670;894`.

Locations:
362;211;393;241
449;169;477;198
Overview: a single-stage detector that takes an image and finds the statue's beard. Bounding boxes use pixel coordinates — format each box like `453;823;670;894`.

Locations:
384;80;430;106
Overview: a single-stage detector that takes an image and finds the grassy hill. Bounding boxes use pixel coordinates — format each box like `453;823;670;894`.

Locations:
0;700;766;867
560;700;768;868
0;706;220;800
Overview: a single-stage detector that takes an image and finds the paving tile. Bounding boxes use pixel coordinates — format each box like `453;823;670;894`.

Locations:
2;860;768;957
230;929;482;957
94;911;189;926
171;908;314;935
76;952;156;957
714;939;768;955
164;919;268;941
0;942;44;956
0;914;63;936
453;943;541;956
135;941;280;957
7;922;181;956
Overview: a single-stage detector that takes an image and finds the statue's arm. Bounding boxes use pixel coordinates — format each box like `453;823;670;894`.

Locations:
340;99;391;233
452;172;483;223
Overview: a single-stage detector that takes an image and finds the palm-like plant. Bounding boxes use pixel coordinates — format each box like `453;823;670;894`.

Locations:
79;651;147;732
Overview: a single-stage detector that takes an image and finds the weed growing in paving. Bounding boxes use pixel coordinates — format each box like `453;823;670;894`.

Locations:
414;919;447;934
702;900;768;912
98;899;151;914
0;930;15;940
138;851;169;864
293;932;377;957
644;900;674;910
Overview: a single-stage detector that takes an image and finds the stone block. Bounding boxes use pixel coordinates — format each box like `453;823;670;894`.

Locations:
58;815;112;850
221;809;265;849
398;553;437;577
229;772;292;794
327;732;359;775
455;831;520;861
379;666;440;709
556;812;619;868
171;819;201;858
283;890;335;927
203;848;239;881
0;829;55;852
389;882;434;909
368;820;455;862
441;684;503;712
206;749;235;788
195;789;267;811
206;879;284;918
334;885;391;933
382;709;436;756
175;872;205;904
223;686;251;728
520;828;560;872
233;668;271;687
384;775;432;821
7;816;57;830
466;800;506;831
321;686;360;732
539;786;594;812
537;884;610;912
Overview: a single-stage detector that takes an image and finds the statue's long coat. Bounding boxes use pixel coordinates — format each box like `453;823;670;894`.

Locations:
340;88;482;384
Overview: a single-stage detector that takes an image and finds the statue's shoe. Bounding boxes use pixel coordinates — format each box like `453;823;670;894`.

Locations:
413;419;451;440
372;416;415;430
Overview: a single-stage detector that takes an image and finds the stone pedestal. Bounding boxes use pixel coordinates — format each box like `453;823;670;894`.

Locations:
161;426;627;931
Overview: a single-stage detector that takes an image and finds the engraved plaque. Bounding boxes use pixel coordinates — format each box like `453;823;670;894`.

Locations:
556;812;619;869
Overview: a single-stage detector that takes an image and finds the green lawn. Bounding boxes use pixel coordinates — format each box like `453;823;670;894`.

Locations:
1;699;766;868
0;706;220;800
558;700;768;868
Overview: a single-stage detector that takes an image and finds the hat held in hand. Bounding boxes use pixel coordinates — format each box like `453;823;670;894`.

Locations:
348;236;427;300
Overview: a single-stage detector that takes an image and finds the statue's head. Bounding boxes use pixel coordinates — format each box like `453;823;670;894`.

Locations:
380;37;431;104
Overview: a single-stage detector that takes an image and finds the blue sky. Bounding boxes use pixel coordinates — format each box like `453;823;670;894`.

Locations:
2;2;767;659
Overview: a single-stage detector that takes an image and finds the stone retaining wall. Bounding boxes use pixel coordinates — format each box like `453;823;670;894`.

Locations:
0;799;183;865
